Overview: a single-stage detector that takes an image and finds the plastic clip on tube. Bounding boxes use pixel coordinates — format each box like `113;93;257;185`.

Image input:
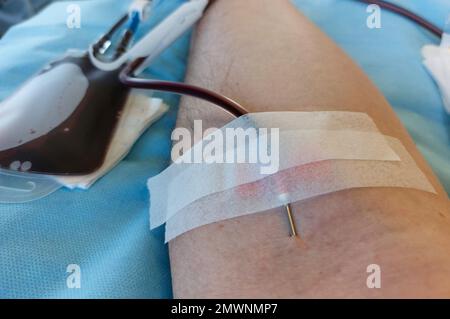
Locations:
357;0;443;37
92;14;128;56
114;11;141;60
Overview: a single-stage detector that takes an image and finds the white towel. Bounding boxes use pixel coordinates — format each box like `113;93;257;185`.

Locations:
422;43;450;114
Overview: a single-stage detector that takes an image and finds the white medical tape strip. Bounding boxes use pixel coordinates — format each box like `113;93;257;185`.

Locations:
164;137;436;242
150;130;400;228
148;112;399;229
205;111;381;132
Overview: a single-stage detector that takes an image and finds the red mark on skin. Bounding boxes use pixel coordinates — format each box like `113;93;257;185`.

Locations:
235;159;333;200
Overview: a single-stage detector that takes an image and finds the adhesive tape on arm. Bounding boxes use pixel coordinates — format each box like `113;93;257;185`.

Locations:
148;111;398;229
164;137;436;242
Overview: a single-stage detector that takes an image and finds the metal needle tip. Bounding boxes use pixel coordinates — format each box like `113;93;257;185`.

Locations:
285;203;298;237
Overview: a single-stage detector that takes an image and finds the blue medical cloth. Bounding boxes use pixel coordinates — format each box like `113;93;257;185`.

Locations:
0;0;448;298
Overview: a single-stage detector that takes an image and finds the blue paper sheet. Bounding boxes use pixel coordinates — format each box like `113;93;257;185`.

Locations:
0;0;448;298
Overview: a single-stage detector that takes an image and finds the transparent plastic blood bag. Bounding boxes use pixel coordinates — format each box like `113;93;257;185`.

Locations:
0;52;130;175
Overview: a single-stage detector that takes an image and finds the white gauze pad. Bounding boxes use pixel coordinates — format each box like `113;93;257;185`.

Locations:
148;112;400;229
165;137;436;242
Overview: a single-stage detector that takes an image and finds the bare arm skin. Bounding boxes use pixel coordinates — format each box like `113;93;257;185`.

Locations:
170;0;450;298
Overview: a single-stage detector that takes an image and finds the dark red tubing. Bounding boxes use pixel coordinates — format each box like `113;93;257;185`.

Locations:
120;58;248;117
120;1;443;115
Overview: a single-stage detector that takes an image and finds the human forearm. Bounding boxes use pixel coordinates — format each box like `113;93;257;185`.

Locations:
169;0;450;298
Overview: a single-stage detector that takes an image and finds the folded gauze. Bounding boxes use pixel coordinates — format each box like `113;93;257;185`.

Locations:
422;43;450;114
